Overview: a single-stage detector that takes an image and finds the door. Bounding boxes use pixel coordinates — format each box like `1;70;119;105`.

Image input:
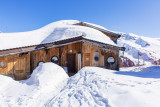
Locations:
84;53;91;66
67;54;76;73
14;56;27;80
77;53;81;71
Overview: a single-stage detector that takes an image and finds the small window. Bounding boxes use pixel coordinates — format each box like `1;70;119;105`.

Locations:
94;56;99;61
0;60;7;68
107;57;115;64
51;56;58;63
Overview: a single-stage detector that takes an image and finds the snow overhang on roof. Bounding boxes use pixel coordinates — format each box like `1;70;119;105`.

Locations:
75;22;121;38
0;20;118;51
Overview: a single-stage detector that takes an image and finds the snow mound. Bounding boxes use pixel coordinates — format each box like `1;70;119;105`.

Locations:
0;63;69;106
25;62;69;87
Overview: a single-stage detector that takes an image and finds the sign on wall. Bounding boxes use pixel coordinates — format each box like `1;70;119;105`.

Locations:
94;51;100;55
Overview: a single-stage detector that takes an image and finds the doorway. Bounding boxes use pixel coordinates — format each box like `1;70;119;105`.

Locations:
67;54;76;76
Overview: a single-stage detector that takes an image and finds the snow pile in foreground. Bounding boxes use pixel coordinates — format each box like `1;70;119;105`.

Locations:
47;66;160;107
118;33;160;66
0;64;160;107
26;62;68;87
0;63;69;106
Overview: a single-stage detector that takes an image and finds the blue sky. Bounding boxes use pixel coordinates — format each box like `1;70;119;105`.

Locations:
0;0;160;38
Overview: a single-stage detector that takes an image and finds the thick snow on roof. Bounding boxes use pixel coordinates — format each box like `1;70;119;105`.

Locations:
84;21;120;34
0;20;117;51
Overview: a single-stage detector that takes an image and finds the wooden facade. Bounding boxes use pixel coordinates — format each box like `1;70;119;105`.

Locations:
0;39;120;79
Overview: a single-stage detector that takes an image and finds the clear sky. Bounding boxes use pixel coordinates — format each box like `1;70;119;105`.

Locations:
0;0;160;38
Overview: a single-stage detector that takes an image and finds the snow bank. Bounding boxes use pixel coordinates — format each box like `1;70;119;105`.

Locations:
0;62;69;106
25;62;68;87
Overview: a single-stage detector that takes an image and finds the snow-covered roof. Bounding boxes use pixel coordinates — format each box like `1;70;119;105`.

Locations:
76;22;121;37
0;20;117;51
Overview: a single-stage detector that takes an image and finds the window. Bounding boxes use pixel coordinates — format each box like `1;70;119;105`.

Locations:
0;60;7;68
51;56;58;63
94;56;99;61
107;57;115;64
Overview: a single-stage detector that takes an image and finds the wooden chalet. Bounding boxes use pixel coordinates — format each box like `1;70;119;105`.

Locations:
0;21;124;80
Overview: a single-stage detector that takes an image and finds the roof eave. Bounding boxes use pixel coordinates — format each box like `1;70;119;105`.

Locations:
0;35;120;56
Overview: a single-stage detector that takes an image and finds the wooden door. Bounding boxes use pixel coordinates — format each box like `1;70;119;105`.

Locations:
77;53;81;71
84;53;91;66
67;54;76;73
14;57;26;72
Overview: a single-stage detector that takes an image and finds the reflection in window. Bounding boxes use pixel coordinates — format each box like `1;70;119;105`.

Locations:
107;57;115;64
0;61;7;68
51;56;58;63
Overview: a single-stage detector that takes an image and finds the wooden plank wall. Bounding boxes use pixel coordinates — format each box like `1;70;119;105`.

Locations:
30;42;81;72
30;47;59;71
104;48;119;70
82;41;105;67
0;53;30;75
82;41;119;70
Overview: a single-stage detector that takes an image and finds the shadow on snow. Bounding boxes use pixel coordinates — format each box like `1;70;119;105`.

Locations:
115;66;160;79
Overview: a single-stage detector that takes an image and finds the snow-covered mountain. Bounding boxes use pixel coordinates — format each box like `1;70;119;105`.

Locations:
118;33;160;67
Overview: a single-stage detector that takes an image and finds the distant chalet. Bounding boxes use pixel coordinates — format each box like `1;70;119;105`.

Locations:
0;20;124;80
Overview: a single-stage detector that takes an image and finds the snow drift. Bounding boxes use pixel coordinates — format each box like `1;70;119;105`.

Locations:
0;62;69;106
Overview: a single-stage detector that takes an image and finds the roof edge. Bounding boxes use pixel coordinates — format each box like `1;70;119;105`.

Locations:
75;22;121;38
0;35;121;56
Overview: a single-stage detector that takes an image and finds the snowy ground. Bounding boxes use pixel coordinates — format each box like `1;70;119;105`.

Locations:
0;63;160;107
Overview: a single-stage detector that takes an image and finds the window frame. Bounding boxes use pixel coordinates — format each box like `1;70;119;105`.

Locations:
0;60;7;68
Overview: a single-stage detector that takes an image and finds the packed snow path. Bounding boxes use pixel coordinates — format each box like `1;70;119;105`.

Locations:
0;63;160;107
48;66;160;107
